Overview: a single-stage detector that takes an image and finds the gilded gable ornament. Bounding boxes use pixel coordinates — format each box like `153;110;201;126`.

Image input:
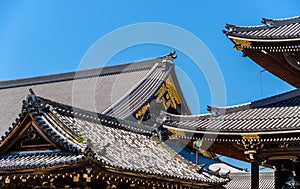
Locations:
133;75;182;124
155;75;181;111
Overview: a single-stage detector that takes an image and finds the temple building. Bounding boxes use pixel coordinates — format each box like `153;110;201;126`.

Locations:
160;16;300;189
223;16;300;88
1;15;300;189
0;53;231;188
223;16;300;188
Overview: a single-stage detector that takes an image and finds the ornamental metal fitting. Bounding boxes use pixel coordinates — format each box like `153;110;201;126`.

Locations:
232;39;252;51
84;146;96;158
26;88;42;114
262;18;275;28
237;138;264;161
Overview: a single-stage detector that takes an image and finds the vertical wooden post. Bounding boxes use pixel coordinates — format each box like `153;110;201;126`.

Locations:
251;161;259;189
195;150;198;165
275;169;281;189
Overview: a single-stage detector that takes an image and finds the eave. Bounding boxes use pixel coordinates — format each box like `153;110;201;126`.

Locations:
163;125;300;137
224;36;300;87
0;160;226;188
0;92;229;186
227;35;300;42
224;16;300;88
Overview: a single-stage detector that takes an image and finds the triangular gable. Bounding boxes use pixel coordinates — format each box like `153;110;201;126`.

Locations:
0;93;83;155
0;113;59;154
0;92;229;188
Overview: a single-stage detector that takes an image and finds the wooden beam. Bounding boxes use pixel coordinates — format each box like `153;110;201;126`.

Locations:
251;161;259;189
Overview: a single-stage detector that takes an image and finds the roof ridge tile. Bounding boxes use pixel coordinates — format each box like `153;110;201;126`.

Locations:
224;15;300;39
0;55;165;90
251;88;300;108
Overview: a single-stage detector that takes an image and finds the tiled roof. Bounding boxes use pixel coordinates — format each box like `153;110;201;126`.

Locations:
225;172;274;189
0;93;229;185
103;62;170;119
161;89;300;135
0;54;174;136
47;97;228;183
162;106;300;134
0;151;85;171
224;16;300;40
251;88;300;108
208;163;245;175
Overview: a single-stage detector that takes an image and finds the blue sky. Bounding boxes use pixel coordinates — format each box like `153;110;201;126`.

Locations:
0;1;299;170
0;1;298;111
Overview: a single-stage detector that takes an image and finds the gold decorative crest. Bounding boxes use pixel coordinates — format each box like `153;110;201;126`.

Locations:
167;128;185;139
242;134;259;140
232;39;252;50
155;75;181;111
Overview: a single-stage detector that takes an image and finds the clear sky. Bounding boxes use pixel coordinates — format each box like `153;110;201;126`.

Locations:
0;0;299;170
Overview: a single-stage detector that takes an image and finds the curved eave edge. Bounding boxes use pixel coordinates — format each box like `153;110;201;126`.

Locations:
227;35;300;43
0;155;87;172
95;154;228;184
224;16;300;34
162;125;300;136
102;164;228;185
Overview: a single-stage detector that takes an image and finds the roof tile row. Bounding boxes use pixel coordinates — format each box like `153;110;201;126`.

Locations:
224;16;300;39
162;89;300;133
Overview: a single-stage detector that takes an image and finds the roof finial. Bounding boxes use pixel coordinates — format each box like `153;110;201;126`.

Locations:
225;24;237;32
27;89;37;104
29;88;35;95
262;18;275;28
26;88;41;114
168;51;177;59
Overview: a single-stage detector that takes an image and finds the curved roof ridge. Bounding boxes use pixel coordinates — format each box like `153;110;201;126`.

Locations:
206;102;251;117
266;15;300;22
251;88;300;108
0;54;173;90
225;23;266;31
160;111;211;123
167;112;211;118
224;15;300;40
226;15;300;29
160;102;251;121
37;95;155;135
223;23;268;35
208;102;251;111
225;15;300;32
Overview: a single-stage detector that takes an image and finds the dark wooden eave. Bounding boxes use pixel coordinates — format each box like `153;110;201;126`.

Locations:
160;88;300;166
223;15;300;87
237;41;300;87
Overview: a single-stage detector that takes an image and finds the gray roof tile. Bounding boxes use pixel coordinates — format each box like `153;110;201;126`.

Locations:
161;89;300;134
224;16;300;39
0;151;85;170
225;172;274;189
0;55;172;136
0;94;229;185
